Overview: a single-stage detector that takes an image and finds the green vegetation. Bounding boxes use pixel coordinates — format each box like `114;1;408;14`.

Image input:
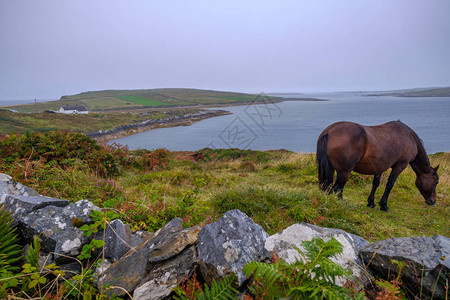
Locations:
0;107;203;136
0;88;284;137
175;273;238;300
243;237;365;299
0;207;22;274
174;237;365;299
0;228;119;299
0;131;448;240
116;95;172;106
0;131;448;298
1;88;281;113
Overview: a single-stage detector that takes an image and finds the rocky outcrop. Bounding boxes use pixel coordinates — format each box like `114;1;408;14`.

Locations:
265;223;370;286
133;246;197;300
98;218;180;295
18;199;100;262
1;172;449;299
97;217;200;298
0;173;39;199
1;194;69;227
360;235;449;299
196;209;269;285
93;219;133;262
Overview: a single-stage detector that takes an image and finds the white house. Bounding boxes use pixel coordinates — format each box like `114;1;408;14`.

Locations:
59;105;88;114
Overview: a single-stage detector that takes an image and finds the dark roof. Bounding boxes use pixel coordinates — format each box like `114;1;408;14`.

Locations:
61;105;88;111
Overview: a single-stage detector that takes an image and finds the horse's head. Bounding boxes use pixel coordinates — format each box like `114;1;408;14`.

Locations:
415;165;439;205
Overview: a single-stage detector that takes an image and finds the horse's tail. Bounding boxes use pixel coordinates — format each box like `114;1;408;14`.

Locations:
316;133;334;191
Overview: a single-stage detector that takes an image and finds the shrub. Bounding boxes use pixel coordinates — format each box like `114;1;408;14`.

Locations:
0;131;128;178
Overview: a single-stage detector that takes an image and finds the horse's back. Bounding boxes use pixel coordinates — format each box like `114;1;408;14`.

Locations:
320;121;418;174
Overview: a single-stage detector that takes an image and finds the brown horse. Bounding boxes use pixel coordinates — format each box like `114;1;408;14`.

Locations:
316;121;439;211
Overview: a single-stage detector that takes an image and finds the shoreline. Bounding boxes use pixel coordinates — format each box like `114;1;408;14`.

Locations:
90;97;327;143
90;109;231;143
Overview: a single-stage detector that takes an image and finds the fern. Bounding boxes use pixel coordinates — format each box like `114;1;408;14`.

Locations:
25;236;41;268
243;236;365;299
0;205;22;273
200;273;238;300
174;273;238;300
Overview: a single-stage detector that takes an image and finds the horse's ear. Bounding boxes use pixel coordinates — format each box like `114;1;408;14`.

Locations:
433;165;440;173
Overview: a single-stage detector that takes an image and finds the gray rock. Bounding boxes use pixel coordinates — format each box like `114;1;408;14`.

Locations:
99;218;184;296
131;233;144;248
59;261;83;278
2;194;69;227
360;235;449;299
265;223;370;286
0;173;40;199
93;219;133;262
93;259;112;284
133;246;197;300
18;199;100;262
134;230;153;240
196;209;269;285
148;226;201;263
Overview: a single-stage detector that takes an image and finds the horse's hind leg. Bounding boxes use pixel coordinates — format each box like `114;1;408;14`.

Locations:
332;171;351;198
367;174;381;208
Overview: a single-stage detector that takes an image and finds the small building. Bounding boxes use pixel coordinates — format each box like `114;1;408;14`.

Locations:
59;105;88;114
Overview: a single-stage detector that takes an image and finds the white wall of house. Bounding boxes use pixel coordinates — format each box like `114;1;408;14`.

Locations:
59;107;88;114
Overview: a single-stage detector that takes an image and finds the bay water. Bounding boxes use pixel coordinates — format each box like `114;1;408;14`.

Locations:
111;92;450;154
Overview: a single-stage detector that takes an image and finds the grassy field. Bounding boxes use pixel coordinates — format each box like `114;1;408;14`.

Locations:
5;134;446;242
0;88;288;136
126;149;447;241
1;88;284;113
116;95;173;106
0;107;202;136
0;131;448;299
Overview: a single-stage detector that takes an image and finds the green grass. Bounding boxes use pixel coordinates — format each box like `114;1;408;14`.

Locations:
94;149;449;240
116;95;172;106
1;133;448;241
0;88;286;113
0;108;205;136
2;132;447;300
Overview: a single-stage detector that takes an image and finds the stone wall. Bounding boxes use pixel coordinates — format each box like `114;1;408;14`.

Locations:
1;173;448;299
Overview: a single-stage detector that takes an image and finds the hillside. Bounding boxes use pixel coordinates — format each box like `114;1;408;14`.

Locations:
0;107;228;137
0;131;448;241
1;88;286;113
368;86;450;97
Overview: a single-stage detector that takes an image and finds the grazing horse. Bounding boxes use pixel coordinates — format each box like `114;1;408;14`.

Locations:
316;121;439;211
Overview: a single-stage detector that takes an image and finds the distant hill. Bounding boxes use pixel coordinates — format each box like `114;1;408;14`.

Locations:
368;87;450;97
1;88;282;113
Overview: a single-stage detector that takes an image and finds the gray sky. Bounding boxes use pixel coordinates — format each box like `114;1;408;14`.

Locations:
1;0;450;100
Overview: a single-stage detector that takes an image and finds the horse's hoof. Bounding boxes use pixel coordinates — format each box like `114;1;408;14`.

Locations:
380;206;389;212
367;203;376;208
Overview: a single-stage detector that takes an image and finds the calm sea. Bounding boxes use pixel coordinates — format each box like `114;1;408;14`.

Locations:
110;92;450;154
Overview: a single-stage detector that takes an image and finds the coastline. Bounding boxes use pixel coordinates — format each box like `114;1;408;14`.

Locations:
90;109;231;143
90;97;326;143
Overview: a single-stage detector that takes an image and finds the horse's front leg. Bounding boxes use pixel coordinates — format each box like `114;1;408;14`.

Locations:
379;163;407;211
332;171;351;199
367;174;381;208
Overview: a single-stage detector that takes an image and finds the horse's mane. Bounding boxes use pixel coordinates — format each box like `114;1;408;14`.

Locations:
410;128;430;167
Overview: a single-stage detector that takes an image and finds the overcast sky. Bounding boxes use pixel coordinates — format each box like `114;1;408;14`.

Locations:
1;1;449;100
